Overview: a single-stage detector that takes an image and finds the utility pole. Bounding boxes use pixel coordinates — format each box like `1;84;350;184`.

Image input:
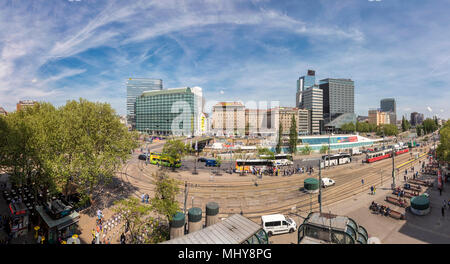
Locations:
391;149;396;189
328;134;331;170
318;159;322;214
184;182;188;214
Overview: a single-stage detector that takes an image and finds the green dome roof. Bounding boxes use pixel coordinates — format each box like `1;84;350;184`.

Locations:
304;178;319;190
188;207;202;222
411;195;430;210
171;212;186;228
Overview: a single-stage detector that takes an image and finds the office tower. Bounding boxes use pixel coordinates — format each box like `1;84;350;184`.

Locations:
302;85;323;134
319;78;355;132
410;112;424;126
380;98;396;125
296;70;316;108
126;78;163;129
135;87;203;136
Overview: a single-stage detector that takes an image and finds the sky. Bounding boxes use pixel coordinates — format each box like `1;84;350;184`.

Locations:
0;0;449;119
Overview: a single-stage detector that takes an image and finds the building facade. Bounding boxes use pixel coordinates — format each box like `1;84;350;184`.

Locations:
212;102;245;136
410;112;424;126
298;108;310;135
302;86;323;134
368;109;390;126
135;87;203;136
16;100;37;111
380;98;396;125
319;78;355;126
245;109;270;136
126;78;163;130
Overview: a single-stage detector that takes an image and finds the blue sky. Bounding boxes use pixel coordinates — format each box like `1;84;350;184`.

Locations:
0;0;449;119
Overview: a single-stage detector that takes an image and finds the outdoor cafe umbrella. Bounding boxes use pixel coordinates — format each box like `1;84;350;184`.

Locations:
67;234;80;244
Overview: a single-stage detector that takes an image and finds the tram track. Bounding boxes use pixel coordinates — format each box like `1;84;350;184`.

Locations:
183;150;429;220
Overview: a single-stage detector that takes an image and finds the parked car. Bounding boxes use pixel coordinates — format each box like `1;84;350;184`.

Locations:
138;154;147;160
198;157;208;162
205;159;220;167
321;178;335;188
261;214;297;237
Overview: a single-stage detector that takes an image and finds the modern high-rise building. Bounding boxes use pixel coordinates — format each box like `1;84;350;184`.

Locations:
212;102;246;136
135;87;203;136
126;78;163;129
410;112;424;126
319;78;354;122
302;85;323;134
380;98;396;125
296;70;316;108
16;100;38;111
319;78;355;132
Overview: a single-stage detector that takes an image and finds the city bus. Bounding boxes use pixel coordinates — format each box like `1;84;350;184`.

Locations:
150;153;181;168
235;159;274;173
320;153;352;168
259;154;294;166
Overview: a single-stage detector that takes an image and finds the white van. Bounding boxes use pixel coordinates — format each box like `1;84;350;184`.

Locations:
261;214;297;237
321;178;335;188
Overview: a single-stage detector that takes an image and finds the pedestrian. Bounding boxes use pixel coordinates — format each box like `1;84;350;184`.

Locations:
370;186;374;195
404;175;407;182
141;193;145;203
120;233;126;244
439;187;442;196
361;179;364;185
442;206;445;217
373;187;376;195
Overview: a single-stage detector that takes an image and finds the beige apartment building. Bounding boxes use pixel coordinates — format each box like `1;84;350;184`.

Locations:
212;102;245;136
16;100;38;111
368;109;390;126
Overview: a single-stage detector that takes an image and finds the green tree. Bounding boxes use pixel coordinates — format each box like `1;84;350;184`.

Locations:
320;145;329;154
276;122;283;154
416;125;422;137
150;172;181;222
300;144;312;155
58;99;138;201
289;115;298;154
423;118;438;134
0;99;138;204
437;120;450;162
401;116;411;132
162;139;189;171
257;147;275;159
113;197;154;244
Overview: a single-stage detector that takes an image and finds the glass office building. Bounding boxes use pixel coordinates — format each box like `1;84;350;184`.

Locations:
135;87;203;136
126;78;163;129
296;70;316;108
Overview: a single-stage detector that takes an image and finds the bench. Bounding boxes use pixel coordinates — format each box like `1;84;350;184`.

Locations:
385;196;408;208
408;179;433;187
403;184;422;192
369;201;406;220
